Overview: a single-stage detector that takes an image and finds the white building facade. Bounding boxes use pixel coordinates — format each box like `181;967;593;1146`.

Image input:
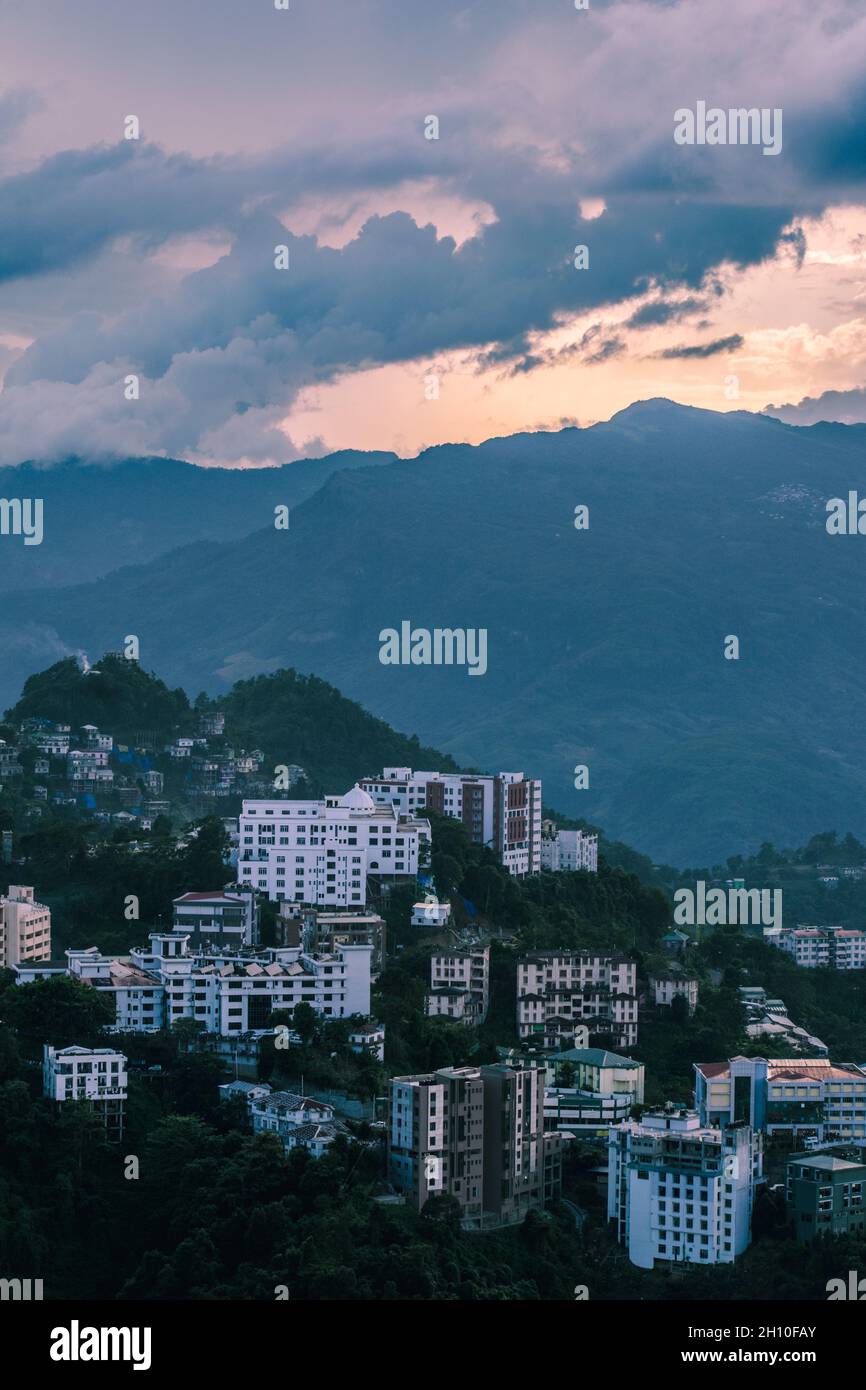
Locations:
540;825;598;873
427;945;490;1025
517;951;639;1048
43;1044;127;1138
608;1109;762;1269
237;785;430;905
360;767;542;877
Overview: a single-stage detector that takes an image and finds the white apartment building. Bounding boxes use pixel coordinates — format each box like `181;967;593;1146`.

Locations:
0;884;51;967
62;947;166;1031
540;824;598;873
237;785;430;905
608;1109;762;1269
361;767;542;877
150;934;372;1033
516;951;638;1048
650;972;699;1015
767;924;866;970
426;945;490;1025
43;1044;127;1138
18;933;372;1036
34;732;70;756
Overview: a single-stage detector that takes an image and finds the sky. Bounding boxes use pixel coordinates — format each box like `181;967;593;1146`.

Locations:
0;0;864;467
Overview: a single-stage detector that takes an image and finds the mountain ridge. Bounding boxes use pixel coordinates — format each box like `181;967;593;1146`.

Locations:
3;400;866;863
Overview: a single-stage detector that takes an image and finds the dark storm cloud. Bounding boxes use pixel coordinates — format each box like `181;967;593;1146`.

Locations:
655;334;745;359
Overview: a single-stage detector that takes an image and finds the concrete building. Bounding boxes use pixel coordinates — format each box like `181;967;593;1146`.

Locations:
426;945;490;1025
237;785;430;905
0;884;51;967
172;888;259;947
767;924;866;971
694;1056;866;1142
349;1019;386;1062
650;971;699;1015
543;1046;645;1136
411;897;452;927
297;907;387;973
608;1109;762;1269
390;1067;485;1221
151;936;372;1033
43;1044;127;1139
361;767;542;877
388;1063;561;1228
540;822;598;873
17;932;372;1036
516;950;638;1048
787;1153;866;1242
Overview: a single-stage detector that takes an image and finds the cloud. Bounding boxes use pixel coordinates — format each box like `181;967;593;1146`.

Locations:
655;333;745;359
626;297;708;328
763;385;866;425
0;0;865;463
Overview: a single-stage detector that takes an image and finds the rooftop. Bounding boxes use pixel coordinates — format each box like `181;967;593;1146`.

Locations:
791;1155;866;1173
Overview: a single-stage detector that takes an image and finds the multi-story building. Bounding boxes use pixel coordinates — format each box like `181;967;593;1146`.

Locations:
0;742;23;779
516;951;638;1048
390;1066;485;1221
787;1154;866;1243
237;785;430;905
481;1063;562;1223
17;932;372;1036
361;767;542;877
388;1063;561;1228
542;1046;645;1136
426;945;490;1025
296;907;387;973
43;1044;127;1138
694;1056;866;1142
0;884;51;967
608;1109;762;1269
66;947;166;1031
650;971;699;1015
767;924;866;971
172;888;259;947
540;822;598;873
80;724;113;753
152;935;372;1033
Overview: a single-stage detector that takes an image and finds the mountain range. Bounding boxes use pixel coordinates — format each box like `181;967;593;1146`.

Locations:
2;398;865;864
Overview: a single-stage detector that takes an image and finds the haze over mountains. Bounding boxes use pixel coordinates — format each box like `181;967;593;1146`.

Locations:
3;398;865;864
